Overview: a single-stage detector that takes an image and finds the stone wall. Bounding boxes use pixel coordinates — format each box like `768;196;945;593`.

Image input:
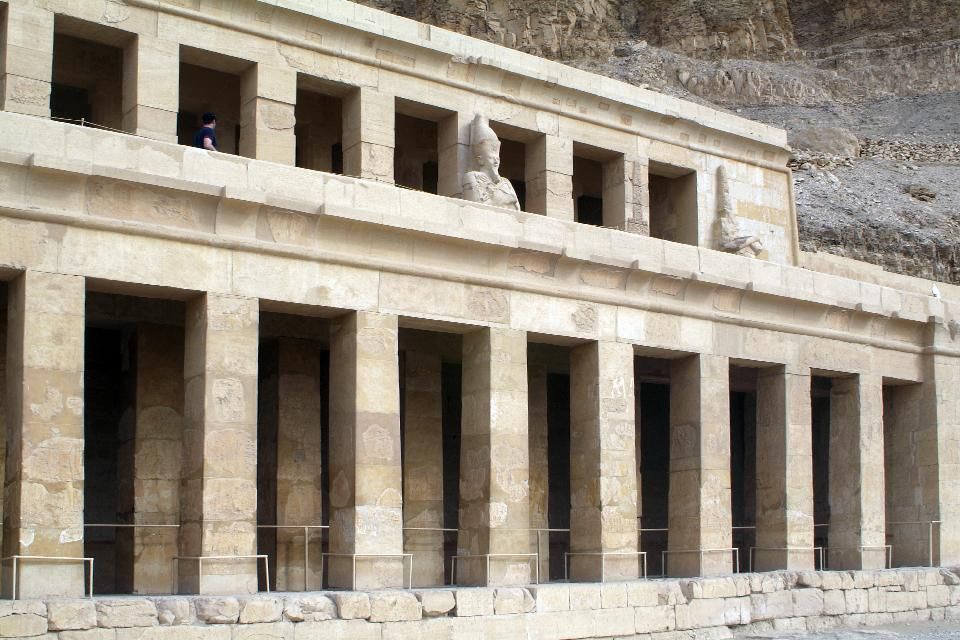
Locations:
5;568;960;639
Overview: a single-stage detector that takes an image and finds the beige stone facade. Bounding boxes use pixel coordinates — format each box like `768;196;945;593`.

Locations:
0;0;958;629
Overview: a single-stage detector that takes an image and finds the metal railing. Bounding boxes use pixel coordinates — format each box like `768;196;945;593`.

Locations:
661;547;741;575
822;545;893;570
172;555;270;594
256;524;328;591
563;551;647;582
887;520;941;567
321;553;414;589
451;553;540;585
748;546;825;572
1;555;94;600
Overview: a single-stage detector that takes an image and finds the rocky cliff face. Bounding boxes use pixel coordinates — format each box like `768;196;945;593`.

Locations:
359;0;960;284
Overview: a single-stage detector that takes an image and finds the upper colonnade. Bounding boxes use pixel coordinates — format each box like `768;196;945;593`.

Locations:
0;0;957;602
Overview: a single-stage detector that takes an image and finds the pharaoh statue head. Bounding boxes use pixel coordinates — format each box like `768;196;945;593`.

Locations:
469;114;502;175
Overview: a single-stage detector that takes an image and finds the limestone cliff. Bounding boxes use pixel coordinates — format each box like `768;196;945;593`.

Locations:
358;0;960;284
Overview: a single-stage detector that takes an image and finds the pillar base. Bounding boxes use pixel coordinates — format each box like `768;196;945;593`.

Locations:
568;553;641;582
752;547;816;572
827;547;887;571
453;554;534;587
177;558;259;595
2;561;86;599
326;555;407;590
665;549;735;577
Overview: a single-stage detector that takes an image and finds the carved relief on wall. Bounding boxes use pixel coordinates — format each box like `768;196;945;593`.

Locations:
716;165;765;258
462;114;521;211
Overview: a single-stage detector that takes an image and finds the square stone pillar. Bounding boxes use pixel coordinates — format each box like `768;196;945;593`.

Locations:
528;362;550;582
667;354;733;577
403;349;445;587
754;365;814;571
924;322;960;566
343;87;394;182
240;64;297;165
328;311;403;589
3;271;86;598
180;294;260;594
116;324;183;595
569;341;639;582
437;111;471;199
603;155;649;235
458;328;531;586
275;338;323;591
828;374;887;570
883;382;929;567
122;35;179;142
525;134;573;220
0;3;53;117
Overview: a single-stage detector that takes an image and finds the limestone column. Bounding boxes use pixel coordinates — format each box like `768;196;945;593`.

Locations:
603;155;649;235
924;321;960;566
117;324;184;594
122;35;179;142
403;349;445;587
328;311;403;589
275;338;323;591
240;64;297;165
437;111;471;199
458;328;530;586
569;341;639;581
0;3;53;117
0;291;5;557
667;354;733;577
342;86;394;182
525;134;573;220
180;294;259;594
828;374;886;570
528;361;550;582
3;271;85;598
754;365;814;571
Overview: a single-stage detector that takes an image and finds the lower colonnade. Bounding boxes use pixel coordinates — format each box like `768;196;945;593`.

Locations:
1;270;954;600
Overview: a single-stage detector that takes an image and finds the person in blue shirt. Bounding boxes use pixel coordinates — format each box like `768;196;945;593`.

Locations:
193;112;218;151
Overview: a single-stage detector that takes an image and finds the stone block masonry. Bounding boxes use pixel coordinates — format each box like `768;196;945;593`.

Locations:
5;569;960;639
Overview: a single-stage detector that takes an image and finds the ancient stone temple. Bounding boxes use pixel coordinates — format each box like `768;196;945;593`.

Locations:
0;0;958;637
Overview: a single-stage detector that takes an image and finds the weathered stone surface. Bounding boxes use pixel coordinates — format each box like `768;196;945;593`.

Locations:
0;601;47;638
95;600;158;628
194;598;240;624
153;599;193;626
569;584;602;611
283;595;337;622
368;592;421;622
634;605;676;633
231;622;294;640
823;589;846;615
453;589;494;617
750;591;794;621
239;597;284;624
332;593;371;620
789;127;861;158
626;582;660;607
47;600;96;631
292;619;380;640
493;588;535;615
416;591;455;617
792;589;824;617
115;627;230;639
